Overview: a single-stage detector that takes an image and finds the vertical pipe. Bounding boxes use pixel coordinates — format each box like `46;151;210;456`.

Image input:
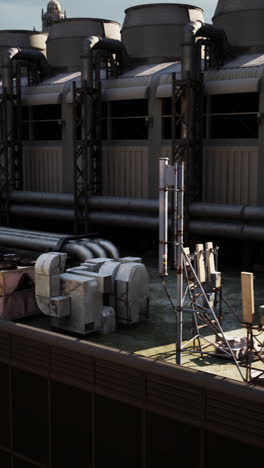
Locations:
176;162;184;365
173;163;178;268
159;158;168;276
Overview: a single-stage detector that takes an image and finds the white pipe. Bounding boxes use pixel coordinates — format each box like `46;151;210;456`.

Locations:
159;158;169;276
176;162;184;366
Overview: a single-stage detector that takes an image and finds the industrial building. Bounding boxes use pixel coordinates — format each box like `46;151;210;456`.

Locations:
0;0;263;245
0;3;264;468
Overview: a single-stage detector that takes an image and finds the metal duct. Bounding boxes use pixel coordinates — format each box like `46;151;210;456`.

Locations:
11;49;49;80
81;35;128;85
1;47;49;89
182;20;230;80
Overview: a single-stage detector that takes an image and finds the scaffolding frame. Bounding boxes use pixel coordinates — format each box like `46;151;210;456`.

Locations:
0;66;22;225
72;50;120;233
73;81;101;233
171;73;203;202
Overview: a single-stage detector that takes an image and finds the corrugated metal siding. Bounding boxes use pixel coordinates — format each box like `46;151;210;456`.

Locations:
102;144;149;198
203;144;258;204
23;144;63;192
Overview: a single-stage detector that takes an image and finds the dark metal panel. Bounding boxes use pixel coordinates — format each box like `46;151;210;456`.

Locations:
0;364;10;448
147;376;202;424
51;348;94;388
95;394;143;468
206;390;264;447
11;336;49;376
0;330;10;362
204;431;264;468
0;449;11;468
95;359;145;404
146;412;200;468
51;381;92;468
12;368;49;466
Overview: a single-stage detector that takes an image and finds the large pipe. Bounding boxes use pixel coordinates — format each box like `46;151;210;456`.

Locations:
11;49;49;80
10;204;159;229
0;230;99;261
10;191;159;213
190;220;264;241
190;202;264;222
182;20;203;80
1;47;49;88
182;21;230;80
81;35;128;85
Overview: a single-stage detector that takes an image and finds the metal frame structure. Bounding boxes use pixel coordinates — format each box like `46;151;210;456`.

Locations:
72;49;121;234
159;158;246;381
171;73;203;204
0;65;22;226
73;81;101;233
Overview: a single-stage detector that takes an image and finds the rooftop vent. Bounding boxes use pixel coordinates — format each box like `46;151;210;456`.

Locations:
121;3;204;63
213;0;264;53
47;18;121;71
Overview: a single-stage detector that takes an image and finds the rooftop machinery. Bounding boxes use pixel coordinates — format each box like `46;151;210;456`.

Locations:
1;2;264;245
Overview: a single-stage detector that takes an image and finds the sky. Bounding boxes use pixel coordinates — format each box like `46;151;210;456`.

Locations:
0;1;218;31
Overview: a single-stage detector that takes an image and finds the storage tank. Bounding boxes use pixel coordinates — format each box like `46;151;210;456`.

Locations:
47;18;121;70
121;3;204;63
213;0;264;53
0;30;47;56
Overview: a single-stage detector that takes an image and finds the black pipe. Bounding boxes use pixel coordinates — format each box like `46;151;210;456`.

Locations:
12;49;49;80
11;191;159;213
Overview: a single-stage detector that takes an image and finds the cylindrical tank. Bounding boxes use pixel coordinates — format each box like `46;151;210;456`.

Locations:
213;0;264;53
47;18;121;70
121;3;204;63
0;30;47;56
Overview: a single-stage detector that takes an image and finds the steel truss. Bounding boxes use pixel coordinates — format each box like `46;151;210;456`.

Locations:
73;51;120;233
159;159;246;382
0;69;22;225
171;73;203;203
73;81;102;233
